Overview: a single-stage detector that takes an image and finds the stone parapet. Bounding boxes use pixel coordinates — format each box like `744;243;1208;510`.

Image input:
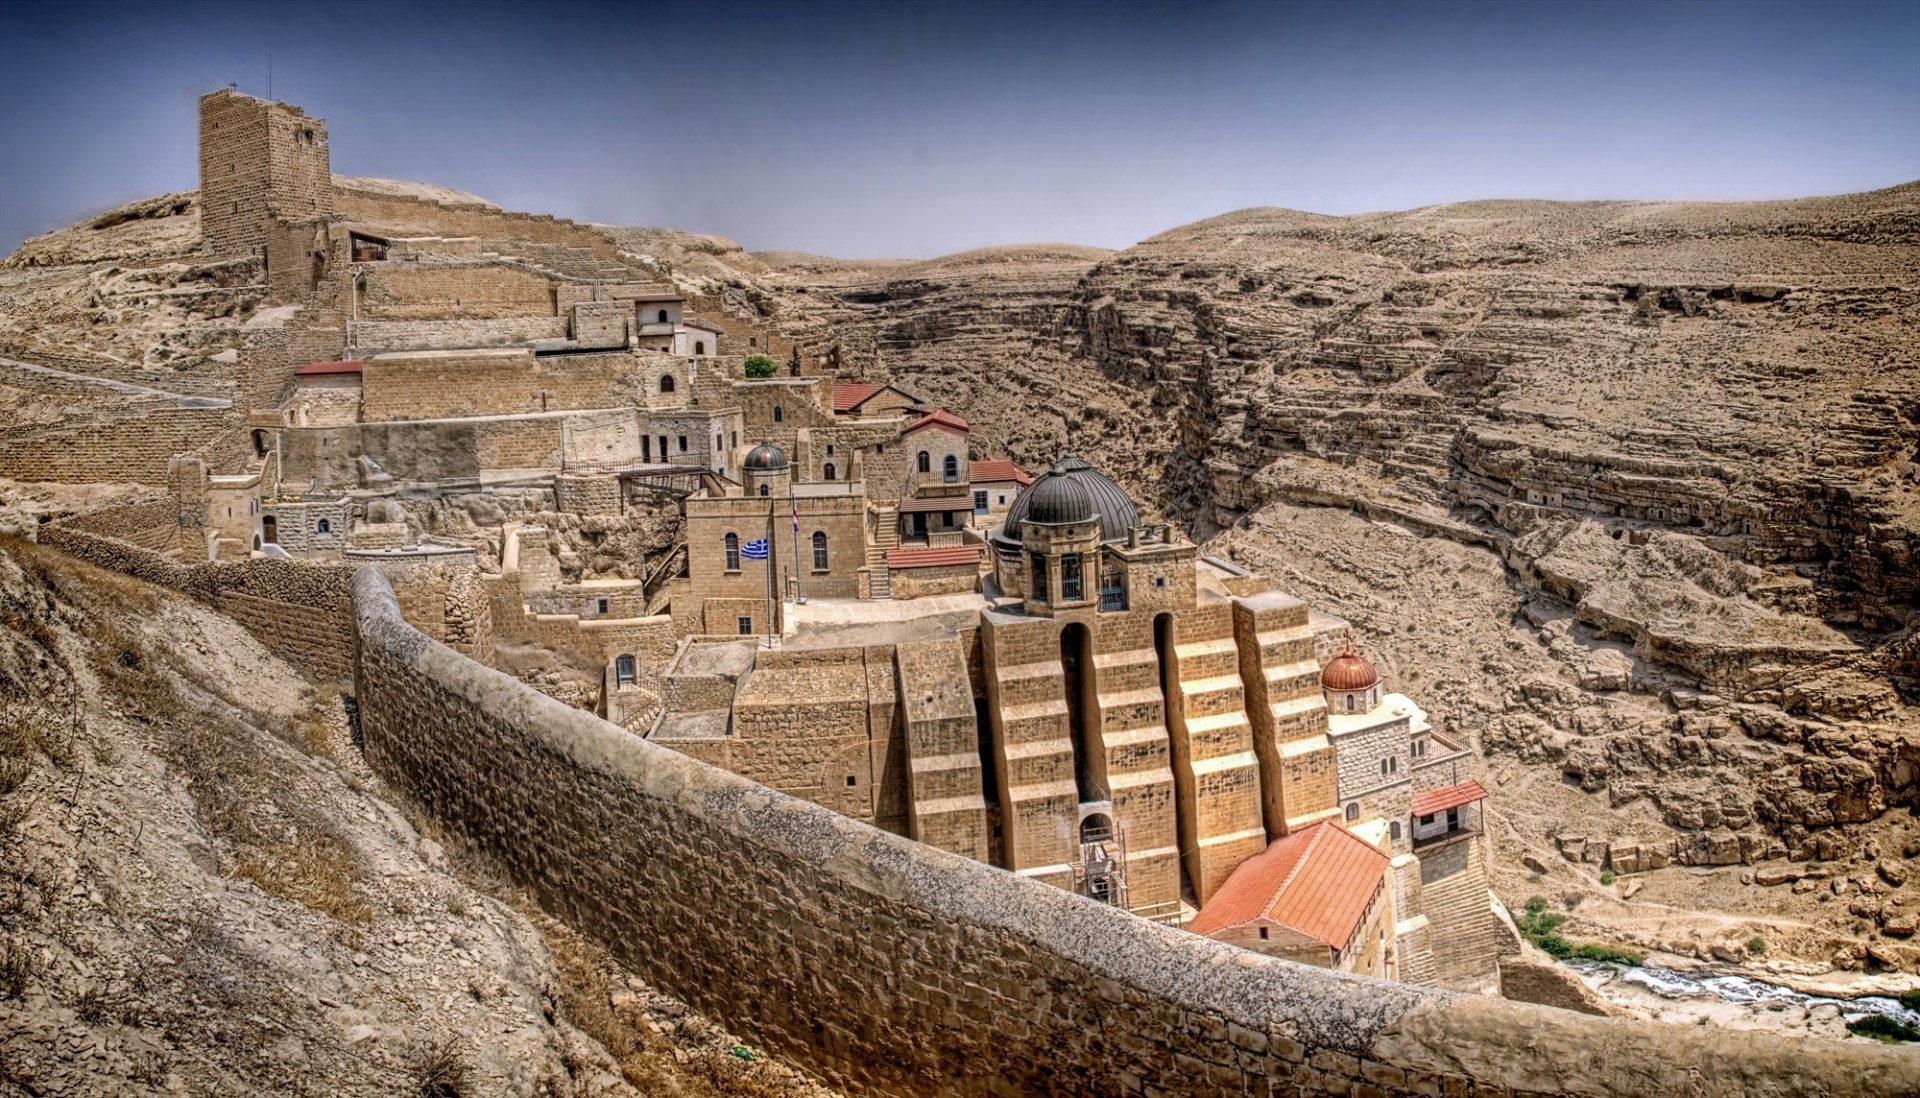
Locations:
352;565;1920;1098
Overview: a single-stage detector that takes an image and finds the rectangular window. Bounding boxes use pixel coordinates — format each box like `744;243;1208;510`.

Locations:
973;490;988;515
737;616;753;635
1060;553;1083;601
596;598;609;614
1030;554;1048;601
678;435;688;452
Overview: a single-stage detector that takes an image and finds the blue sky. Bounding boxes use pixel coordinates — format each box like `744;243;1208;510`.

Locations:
2;0;1915;257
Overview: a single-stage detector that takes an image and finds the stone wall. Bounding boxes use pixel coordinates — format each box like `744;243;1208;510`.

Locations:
0;404;241;484
40;521;354;681
357;263;557;321
359;348;634;422
351;566;1920;1098
347;316;570;354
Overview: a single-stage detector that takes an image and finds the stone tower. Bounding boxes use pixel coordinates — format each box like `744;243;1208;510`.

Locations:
198;89;333;256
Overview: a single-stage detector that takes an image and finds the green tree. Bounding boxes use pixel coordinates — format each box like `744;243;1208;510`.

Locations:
743;354;776;379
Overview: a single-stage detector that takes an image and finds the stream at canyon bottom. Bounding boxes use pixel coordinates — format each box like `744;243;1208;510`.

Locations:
1570;960;1920;1038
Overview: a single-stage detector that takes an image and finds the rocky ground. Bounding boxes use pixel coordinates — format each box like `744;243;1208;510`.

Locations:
6;178;1918;979
0;536;836;1097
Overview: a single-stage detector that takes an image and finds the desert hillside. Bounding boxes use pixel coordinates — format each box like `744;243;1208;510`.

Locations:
4;179;1919;971
0;537;835;1096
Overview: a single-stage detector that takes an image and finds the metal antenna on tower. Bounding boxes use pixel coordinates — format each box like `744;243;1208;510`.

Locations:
266;54;272;100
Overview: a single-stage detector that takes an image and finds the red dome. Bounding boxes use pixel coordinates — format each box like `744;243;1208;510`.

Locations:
1321;649;1380;692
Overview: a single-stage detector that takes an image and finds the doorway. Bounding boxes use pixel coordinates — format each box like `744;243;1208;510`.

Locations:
261;515;278;545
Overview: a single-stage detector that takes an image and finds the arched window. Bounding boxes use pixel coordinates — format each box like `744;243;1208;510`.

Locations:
917;450;931;473
316;518;331;534
943;454;959;482
657;309;668;323
823;462;836;481
1345;802;1359;821
1390;821;1402;841
1380;759;1389;777
773;405;783;423
694;341;705;355
1345;693;1355;712
660;374;675;394
724;533;740;570
758;484;769;497
812;531;828;571
615;655;636;684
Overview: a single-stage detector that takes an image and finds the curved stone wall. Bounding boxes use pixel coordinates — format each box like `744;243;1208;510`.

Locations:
350;566;1920;1098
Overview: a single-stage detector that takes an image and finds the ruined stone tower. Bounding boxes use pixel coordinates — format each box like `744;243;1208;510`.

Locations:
198;88;333;256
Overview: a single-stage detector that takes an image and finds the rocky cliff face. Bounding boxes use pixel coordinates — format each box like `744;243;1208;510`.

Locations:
726;186;1920;968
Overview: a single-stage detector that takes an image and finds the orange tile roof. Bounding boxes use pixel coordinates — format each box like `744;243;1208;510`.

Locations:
886;545;983;569
1411;780;1487;819
294;360;362;377
969;459;1032;486
903;409;969;435
1186;821;1388;950
833;382;884;411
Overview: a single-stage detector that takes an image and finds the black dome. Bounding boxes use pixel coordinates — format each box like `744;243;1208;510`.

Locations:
743;443;788;471
997;454;1138;544
1026;474;1094;525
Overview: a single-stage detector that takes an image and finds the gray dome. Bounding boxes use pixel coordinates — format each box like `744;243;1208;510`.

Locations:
997;454;1139;544
743;443;788;471
1025;474;1094;525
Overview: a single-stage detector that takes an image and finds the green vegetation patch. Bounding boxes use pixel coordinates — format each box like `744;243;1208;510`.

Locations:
1847;1015;1920;1043
1517;896;1645;966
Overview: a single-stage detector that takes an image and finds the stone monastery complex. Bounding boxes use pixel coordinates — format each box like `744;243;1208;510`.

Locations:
56;91;1503;992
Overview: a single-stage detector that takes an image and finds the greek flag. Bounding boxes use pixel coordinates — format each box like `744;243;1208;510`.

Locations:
741;537;770;561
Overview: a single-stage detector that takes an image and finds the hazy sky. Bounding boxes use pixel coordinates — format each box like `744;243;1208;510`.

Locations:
3;0;1916;258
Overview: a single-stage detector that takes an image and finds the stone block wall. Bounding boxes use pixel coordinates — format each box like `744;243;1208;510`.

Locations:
347;317;570;354
887;562;979;599
895;637;990;859
0;405;241;484
352;566;1920;1098
40;522;354;681
359;348;636;422
357;263;556;321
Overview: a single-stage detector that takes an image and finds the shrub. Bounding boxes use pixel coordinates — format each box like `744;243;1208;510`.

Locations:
1847;1014;1920;1043
1515;895;1644;965
1899;989;1920;1013
1600;868;1616;886
408;1034;470;1098
742;354;776;378
1747;935;1767;956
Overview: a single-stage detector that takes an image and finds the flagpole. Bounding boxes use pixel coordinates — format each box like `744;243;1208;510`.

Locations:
790;481;805;606
764;493;775;647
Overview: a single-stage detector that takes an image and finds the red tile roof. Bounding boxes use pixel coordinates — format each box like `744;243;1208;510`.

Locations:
969;459;1032;487
833;382;885;412
832;381;925;413
1186;822;1388;950
903;409;969;435
294;360;363;377
886;545;983;570
1411;780;1487;819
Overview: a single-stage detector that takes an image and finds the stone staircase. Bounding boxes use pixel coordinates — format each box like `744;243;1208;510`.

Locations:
866;503;898;598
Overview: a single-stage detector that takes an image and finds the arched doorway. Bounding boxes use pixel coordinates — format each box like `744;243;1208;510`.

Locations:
1060;622;1105;805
